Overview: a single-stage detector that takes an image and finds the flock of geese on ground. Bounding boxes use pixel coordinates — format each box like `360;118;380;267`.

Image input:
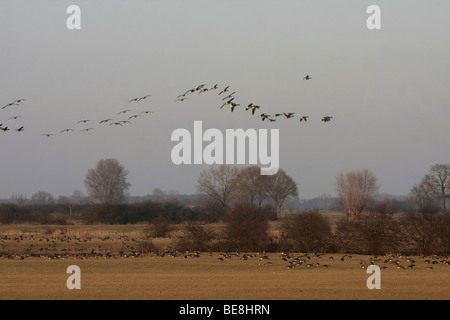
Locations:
175;75;333;124
1;232;449;272
1;75;334;137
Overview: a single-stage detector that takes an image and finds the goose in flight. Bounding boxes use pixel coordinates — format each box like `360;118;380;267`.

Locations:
221;92;236;101
283;112;295;119
210;84;218;91
128;114;142;119
246;103;260;115
42;133;55;137
129;94;151;102
2;102;18;109
15;126;24;132
99;119;113;124
77;119;90;124
175;97;188;102
229;102;240;112
218;86;229;95
1;126;10;132
299;116;309;122
81;128;94;132
303;75;312;80
198;88;209;94
258;113;271;121
9;116;21;120
140;111;153;114
220;97;235;109
2;99;26;109
268;119;276;122
109;122;123;126
60;129;73;133
322;116;333;122
195;84;207;91
117;110;132;115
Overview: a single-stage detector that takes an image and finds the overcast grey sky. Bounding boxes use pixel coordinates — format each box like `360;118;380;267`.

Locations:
1;0;450;200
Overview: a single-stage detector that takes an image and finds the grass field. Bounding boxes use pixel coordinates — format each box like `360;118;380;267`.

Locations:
1;252;449;300
1;218;449;300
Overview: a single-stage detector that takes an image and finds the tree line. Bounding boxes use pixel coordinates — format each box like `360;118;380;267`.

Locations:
2;159;450;255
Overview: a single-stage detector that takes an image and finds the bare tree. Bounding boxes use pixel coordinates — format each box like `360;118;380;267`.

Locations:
71;190;85;203
84;158;130;204
335;168;379;219
265;169;298;217
31;191;54;205
151;187;166;203
409;180;439;214
421;163;450;212
196;164;239;216
235;166;270;208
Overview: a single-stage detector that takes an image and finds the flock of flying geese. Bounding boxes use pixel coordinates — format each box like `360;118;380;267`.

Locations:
1;95;154;137
175;75;333;124
1;74;333;137
0;98;26;133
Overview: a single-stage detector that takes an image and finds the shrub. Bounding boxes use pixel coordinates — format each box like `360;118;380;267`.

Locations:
399;211;445;255
223;204;270;252
148;216;173;238
175;222;215;252
283;209;332;252
335;211;400;255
